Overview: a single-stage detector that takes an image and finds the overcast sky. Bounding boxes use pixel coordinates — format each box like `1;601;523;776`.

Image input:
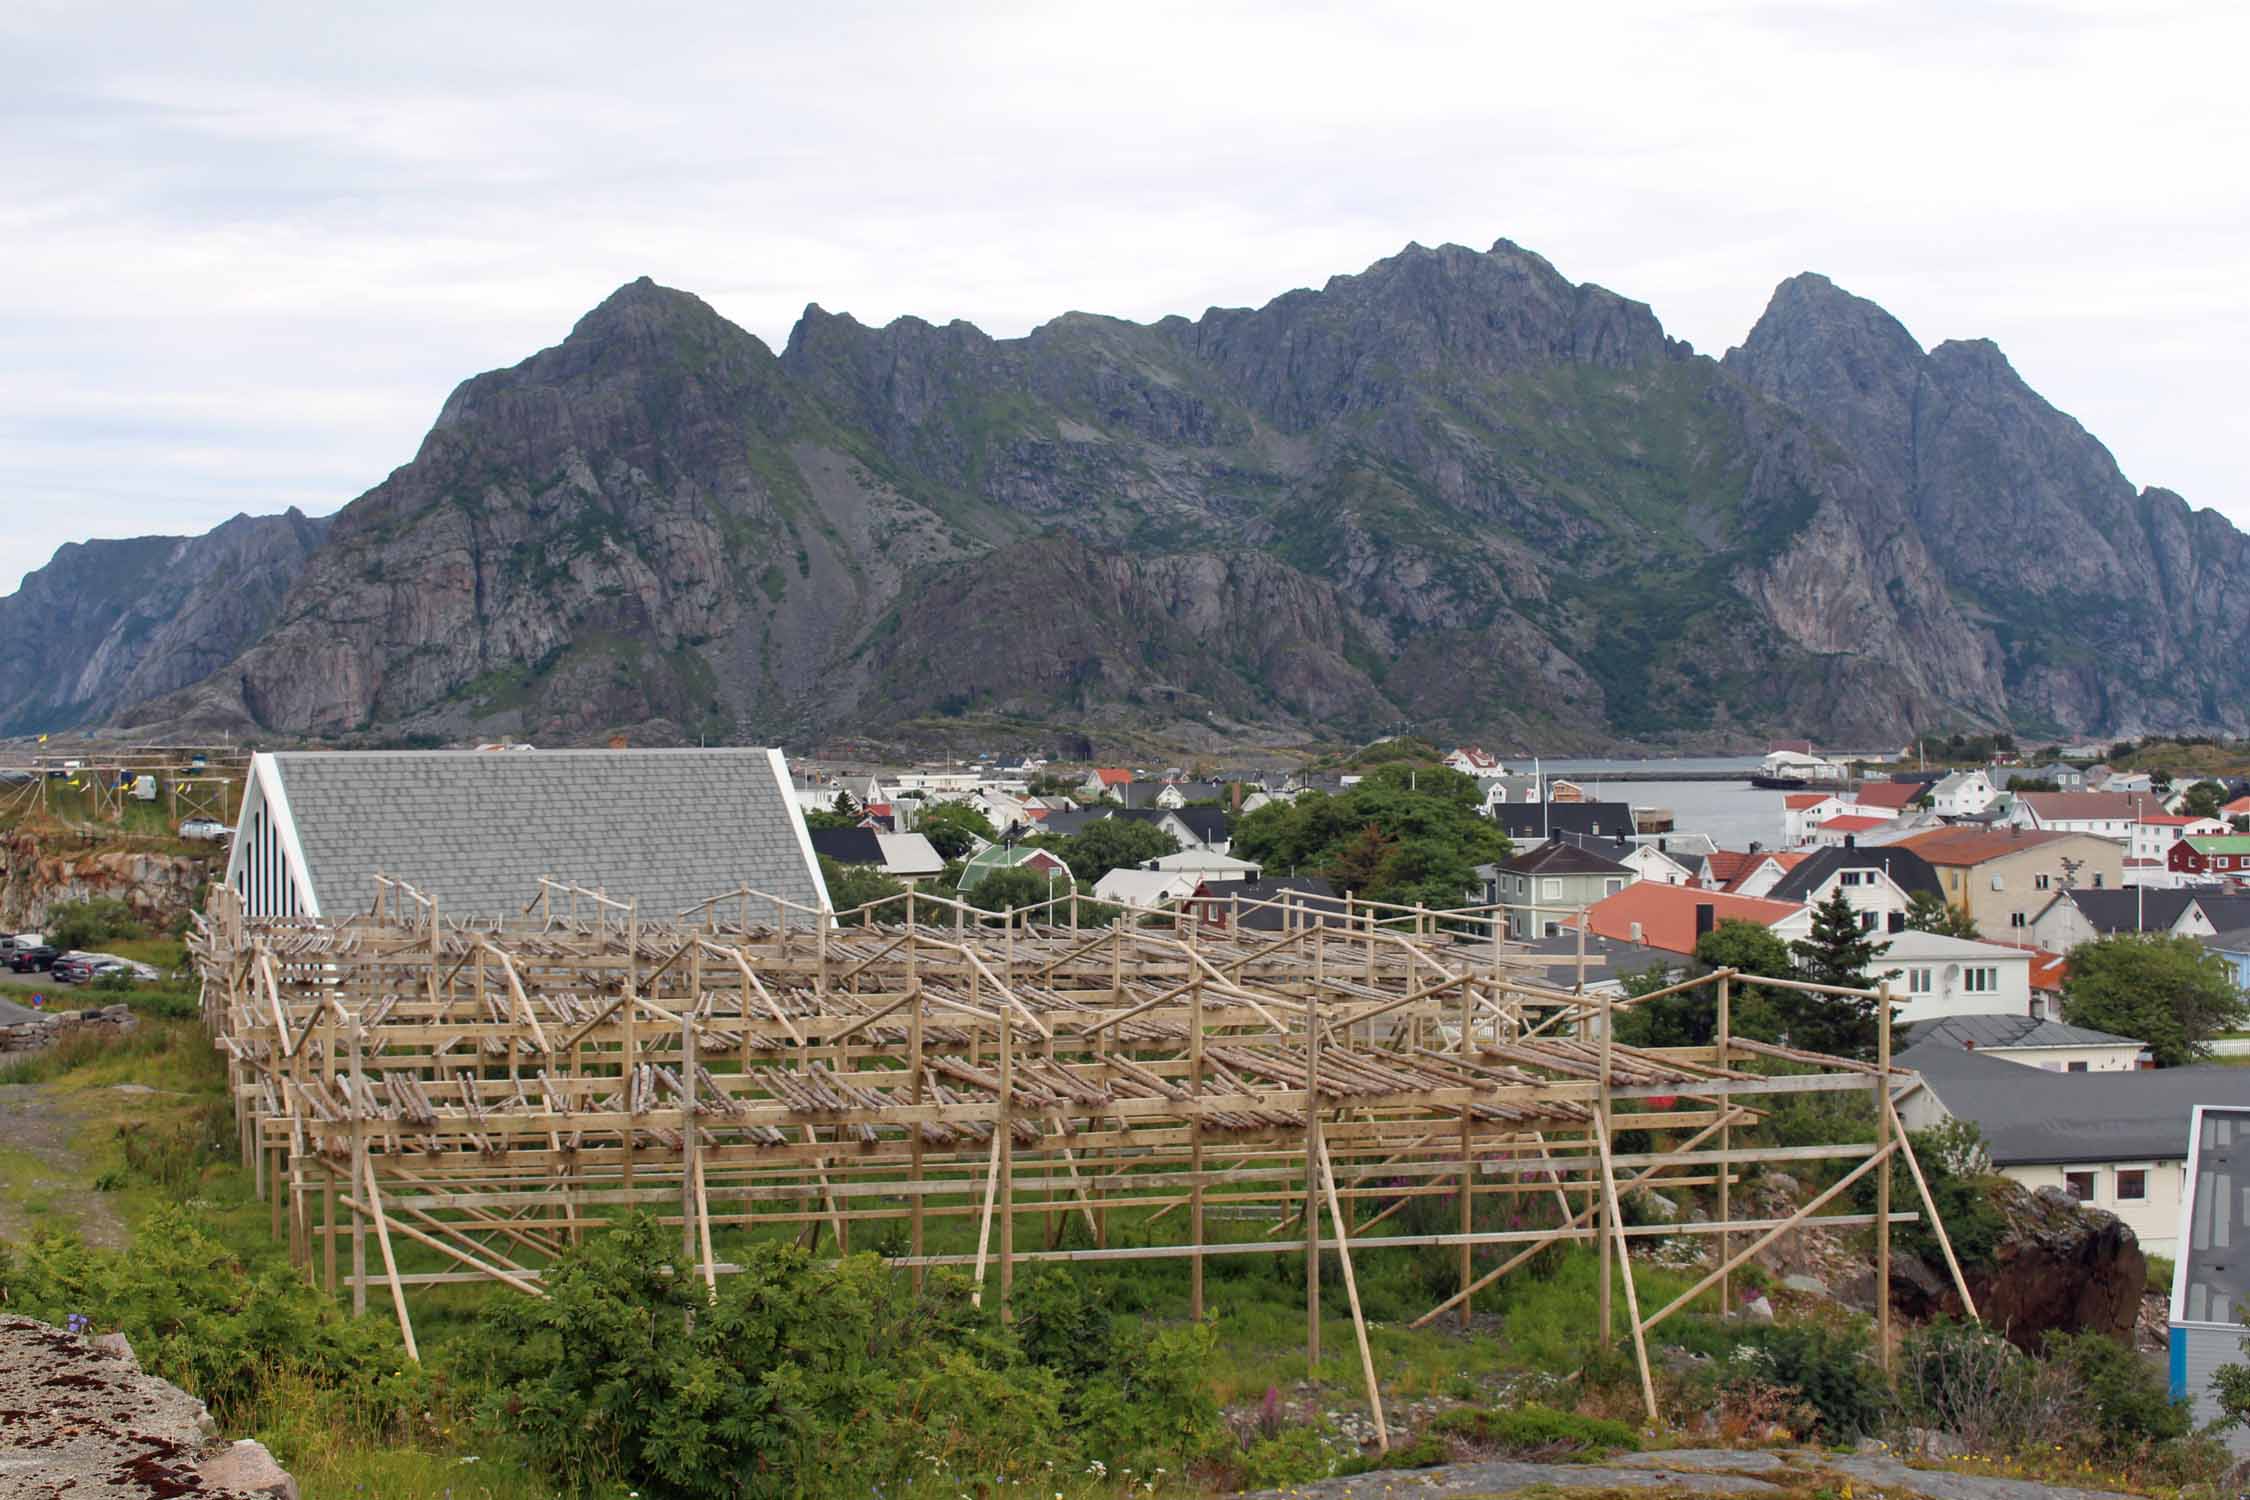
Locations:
5;0;2246;594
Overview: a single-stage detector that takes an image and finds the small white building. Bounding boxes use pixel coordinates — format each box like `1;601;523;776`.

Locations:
1091;868;1203;909
1899;1012;2144;1072
1930;770;1997;817
1782;794;1852;846
1762;748;1842;783
1881;930;2038;1022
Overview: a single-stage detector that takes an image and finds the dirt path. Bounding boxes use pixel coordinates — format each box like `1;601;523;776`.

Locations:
0;1081;130;1249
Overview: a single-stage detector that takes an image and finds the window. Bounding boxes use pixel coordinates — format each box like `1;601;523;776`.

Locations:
1963;966;1998;994
2093;874;2105;888
1542;878;1562;900
1605;878;1626;895
1909;968;1933;994
2067;1061;2089;1073
1839;870;1863;887
2064;1171;2095;1201
1542;921;1561;939
2010;912;2027;928
2117;1169;2147;1200
1859;911;1878;932
2035;873;2051;891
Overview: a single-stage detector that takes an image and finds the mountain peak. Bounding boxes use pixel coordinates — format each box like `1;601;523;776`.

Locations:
566;276;729;347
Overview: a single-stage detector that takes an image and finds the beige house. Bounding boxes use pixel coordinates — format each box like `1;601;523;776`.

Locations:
1891;827;2123;939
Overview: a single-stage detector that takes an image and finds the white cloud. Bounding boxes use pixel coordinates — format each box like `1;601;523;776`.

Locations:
3;0;2246;590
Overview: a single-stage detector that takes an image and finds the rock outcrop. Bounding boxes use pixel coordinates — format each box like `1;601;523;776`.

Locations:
1887;1180;2146;1348
0;829;216;934
0;1315;298;1498
9;238;2245;749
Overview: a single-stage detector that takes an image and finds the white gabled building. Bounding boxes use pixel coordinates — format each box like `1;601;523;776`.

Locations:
1930;770;1997;816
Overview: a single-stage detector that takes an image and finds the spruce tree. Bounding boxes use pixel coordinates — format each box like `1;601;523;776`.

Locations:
1784;887;1883;1058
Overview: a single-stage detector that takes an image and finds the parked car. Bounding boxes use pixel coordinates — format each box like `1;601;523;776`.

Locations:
84;959;157;984
0;932;43;956
51;952;97;983
7;946;58;973
178;819;231;841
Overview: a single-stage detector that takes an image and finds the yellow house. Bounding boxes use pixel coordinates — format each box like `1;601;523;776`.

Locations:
1892;826;2123;939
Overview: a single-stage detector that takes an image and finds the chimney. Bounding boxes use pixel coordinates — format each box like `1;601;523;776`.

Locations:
1695;902;1716;939
1231;781;1243;813
607;733;628;751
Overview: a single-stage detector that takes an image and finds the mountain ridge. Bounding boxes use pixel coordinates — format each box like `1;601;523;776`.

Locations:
7;238;2242;752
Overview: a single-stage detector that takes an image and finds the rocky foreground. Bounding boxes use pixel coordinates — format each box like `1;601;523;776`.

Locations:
0;1315;297;1498
1247;1444;2145;1499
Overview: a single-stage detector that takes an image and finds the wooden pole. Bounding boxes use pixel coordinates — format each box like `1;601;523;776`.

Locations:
1716;973;1731;1313
1190;977;1205;1320
1306;928;1323;1370
1598;981;1613;1340
1876;978;1893;1373
360;1153;420;1362
1316;1133;1388;1452
348;1016;367;1318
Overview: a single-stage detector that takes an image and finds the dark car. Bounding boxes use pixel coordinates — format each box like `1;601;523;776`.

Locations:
6;945;57;973
50;953;97;984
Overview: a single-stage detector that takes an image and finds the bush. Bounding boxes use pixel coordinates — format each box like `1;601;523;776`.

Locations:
470;1216;1223;1499
1896;1319;2073;1454
1425;1402;1638;1459
1732;1323;1887;1440
0;1206;421;1431
1238;1425;1337;1487
2045;1330;2189;1450
44;897;144;952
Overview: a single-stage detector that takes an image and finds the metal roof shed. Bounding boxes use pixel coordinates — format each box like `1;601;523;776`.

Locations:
2171;1105;2250;1449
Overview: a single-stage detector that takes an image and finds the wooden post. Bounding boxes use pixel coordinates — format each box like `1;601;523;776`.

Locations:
1598;982;1613;1340
1316;1134;1388;1452
998;994;1015;1321
1189;977;1205;1320
1876;978;1893;1373
1305;933;1323;1371
360;1153;420;1363
1457;977;1474;1329
348;1015;367;1318
1716;973;1732;1313
682;958;700;1274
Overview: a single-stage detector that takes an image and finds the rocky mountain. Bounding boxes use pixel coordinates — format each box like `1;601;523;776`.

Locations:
9;238;2243;750
0;509;328;737
1727;274;2250;737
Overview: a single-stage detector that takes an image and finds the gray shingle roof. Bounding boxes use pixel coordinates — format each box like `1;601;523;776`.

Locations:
1900;1039;2250;1165
268;748;824;923
1901;1013;2143;1052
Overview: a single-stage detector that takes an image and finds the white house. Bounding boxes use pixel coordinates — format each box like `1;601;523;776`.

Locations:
1806;813;1898;849
1092;868;1203;909
2132;814;2229;868
1879;932;2035;1022
1930;770;1997;817
1901;1012;2144;1071
1445;747;1504;776
1617;842;1693;886
1767;846;1945;937
1144;849;1263;881
1782;794;1852;846
1762;748;1842;783
2006;791;2159;843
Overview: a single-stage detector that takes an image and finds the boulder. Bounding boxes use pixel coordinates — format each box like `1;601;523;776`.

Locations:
200;1438;301;1500
1889;1177;2145;1347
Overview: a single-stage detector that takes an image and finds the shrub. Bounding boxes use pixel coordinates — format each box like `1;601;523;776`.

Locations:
1238;1425;1337;1487
1896;1319;2073;1454
0;1206;420;1431
1426;1402;1638;1459
1732;1323;1886;1440
2045;1330;2189;1450
469;1216;1222;1500
44;897;144;952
